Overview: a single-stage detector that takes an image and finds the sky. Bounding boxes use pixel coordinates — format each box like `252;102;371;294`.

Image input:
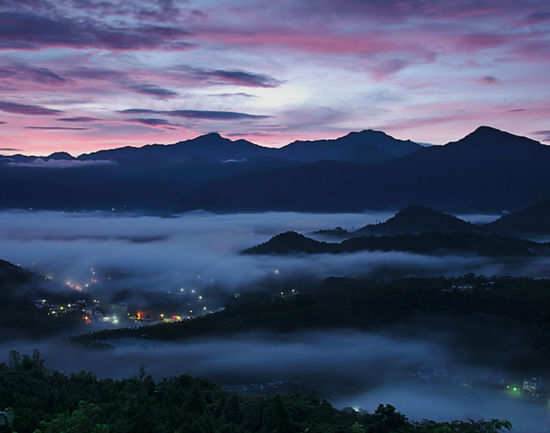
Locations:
0;0;549;155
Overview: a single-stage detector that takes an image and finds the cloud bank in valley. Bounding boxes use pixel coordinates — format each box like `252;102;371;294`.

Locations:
1;331;547;432
0;210;522;298
7;158;117;168
1;210;549;430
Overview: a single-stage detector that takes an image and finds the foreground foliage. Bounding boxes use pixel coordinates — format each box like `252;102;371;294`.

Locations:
0;352;510;433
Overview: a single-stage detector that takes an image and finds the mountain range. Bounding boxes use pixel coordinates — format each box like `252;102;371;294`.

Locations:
1;126;549;212
246;202;550;256
1;129;421;167
315;202;550;238
243;230;548;257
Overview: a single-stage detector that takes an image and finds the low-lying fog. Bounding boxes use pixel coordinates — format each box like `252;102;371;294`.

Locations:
0;209;542;297
2;332;548;431
2;210;549;431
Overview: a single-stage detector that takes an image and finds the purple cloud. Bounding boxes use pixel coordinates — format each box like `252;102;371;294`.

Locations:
0;11;193;50
128;118;181;127
119;108;270;120
479;75;498;84
180;66;283;87
0;64;65;84
25;126;89;130
65;67;127;80
57;117;101;122
209;92;257;98
0;101;62;115
370;58;412;79
127;83;178;98
525;11;550;24
532;130;550;142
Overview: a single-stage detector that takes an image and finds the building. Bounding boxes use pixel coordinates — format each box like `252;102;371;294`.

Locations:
522;377;544;398
7;351;20;369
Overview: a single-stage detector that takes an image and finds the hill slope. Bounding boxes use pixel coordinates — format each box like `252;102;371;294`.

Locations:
355;206;475;235
278;129;421;163
485;200;550;234
243;231;547;257
185;126;550;212
2;127;550;212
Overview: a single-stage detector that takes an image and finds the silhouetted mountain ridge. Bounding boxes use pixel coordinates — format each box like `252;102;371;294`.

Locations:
2;126;550;212
279;129;421;163
486;200;550;234
355;205;475;235
243;230;548;257
0;259;30;286
187;126;550;212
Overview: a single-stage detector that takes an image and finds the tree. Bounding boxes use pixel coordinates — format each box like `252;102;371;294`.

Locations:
261;396;292;433
33;401;109;433
223;395;242;424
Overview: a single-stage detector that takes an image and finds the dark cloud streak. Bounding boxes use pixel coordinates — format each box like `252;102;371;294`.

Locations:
0;11;193;50
25;126;89;130
0;101;62;115
119;108;270;120
0;64;66;84
128;118;173;126
179;66;283;88
57;117;101;122
127;83;178;98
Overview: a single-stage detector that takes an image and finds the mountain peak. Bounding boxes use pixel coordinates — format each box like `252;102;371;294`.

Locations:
472;125;504;134
355;205;473;235
203;132;222;138
445;125;544;154
48;151;74;160
183;132;226;144
242;231;327;254
463;125;534;143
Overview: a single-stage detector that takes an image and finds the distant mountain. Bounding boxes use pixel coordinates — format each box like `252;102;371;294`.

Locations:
485;200;550;234
244;231;332;254
243;231;548;257
0;259;31;287
75;129;420;166
48;152;75;160
312;226;351;238
78;132;270;165
1;130;420;167
278;129;421;163
313;206;475;238
355;206;475;235
186;126;550;212
2;126;550;212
